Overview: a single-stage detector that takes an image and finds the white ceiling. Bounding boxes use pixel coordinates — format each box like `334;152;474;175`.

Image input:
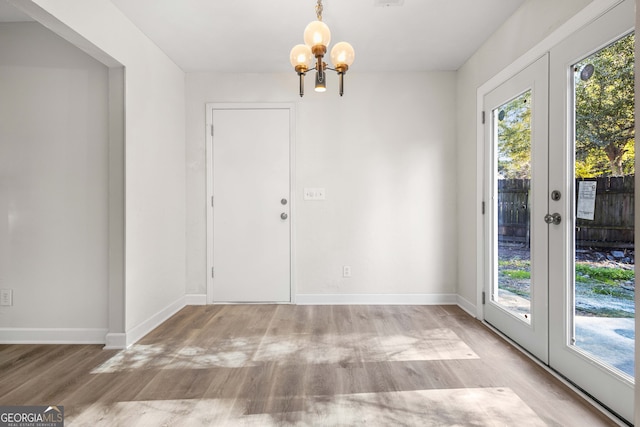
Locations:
1;0;527;72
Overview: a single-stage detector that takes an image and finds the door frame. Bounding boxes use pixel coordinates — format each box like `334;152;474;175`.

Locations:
205;103;296;304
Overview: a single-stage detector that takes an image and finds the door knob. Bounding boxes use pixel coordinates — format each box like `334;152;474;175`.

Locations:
281;213;288;220
544;213;561;225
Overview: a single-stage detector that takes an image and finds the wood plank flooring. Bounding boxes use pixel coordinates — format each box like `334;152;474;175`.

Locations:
0;305;621;426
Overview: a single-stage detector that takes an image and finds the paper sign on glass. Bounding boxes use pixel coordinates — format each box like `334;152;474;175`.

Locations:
576;181;597;220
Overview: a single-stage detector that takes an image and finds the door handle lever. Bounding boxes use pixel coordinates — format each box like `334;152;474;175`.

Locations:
544;213;561;225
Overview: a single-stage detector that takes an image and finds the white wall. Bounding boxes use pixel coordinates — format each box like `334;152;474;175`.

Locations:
455;0;594;310
0;22;109;340
16;0;187;345
187;71;457;302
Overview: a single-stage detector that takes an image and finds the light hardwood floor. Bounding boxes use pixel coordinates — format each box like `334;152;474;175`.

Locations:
0;305;622;426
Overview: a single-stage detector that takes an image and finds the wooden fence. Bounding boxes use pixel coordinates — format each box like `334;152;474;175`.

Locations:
497;179;530;244
498;176;634;248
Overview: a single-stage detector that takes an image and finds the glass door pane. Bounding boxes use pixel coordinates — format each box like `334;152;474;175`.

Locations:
572;33;635;379
495;90;532;323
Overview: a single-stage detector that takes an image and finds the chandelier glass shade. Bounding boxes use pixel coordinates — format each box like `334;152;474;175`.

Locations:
304;21;331;48
289;0;354;97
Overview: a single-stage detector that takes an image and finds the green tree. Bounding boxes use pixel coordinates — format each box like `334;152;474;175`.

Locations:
575;33;635;177
497;91;531;179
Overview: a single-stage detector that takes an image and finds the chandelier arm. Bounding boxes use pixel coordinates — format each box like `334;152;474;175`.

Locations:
296;66;318;76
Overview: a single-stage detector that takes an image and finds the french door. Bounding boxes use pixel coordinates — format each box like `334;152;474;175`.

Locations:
484;54;549;364
548;0;634;421
485;0;635;422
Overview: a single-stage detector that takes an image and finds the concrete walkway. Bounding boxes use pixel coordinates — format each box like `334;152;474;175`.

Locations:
575;316;635;377
497;290;635;377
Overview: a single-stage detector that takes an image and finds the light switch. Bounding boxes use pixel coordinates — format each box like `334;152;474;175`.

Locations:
0;289;12;306
304;188;326;201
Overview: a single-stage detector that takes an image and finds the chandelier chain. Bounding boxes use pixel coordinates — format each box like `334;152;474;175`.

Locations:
315;0;323;21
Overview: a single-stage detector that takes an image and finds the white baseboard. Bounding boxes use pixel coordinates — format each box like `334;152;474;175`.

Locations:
0;328;108;344
185;294;207;305
295;293;458;305
125;296;186;347
456;295;477;318
104;333;126;349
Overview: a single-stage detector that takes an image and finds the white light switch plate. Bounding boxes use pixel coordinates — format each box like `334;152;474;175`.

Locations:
0;289;12;306
304;188;326;201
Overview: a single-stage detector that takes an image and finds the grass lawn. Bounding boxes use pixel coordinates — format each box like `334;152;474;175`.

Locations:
497;257;635;318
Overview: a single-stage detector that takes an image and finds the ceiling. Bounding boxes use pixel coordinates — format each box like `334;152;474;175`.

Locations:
1;0;526;72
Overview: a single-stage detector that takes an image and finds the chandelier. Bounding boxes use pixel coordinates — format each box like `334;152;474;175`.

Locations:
289;0;355;97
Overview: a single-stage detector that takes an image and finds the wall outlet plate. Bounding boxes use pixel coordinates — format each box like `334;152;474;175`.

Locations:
343;265;352;278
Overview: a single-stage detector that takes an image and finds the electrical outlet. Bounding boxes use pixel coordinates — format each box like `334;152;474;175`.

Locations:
0;289;12;306
343;265;352;278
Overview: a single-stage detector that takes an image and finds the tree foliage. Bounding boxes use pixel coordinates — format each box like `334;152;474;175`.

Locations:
497;91;531;179
575;33;635;177
497;33;635;179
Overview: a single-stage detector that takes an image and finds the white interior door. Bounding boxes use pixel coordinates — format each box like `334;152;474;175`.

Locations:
208;106;291;303
484;55;549;363
548;0;634;421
